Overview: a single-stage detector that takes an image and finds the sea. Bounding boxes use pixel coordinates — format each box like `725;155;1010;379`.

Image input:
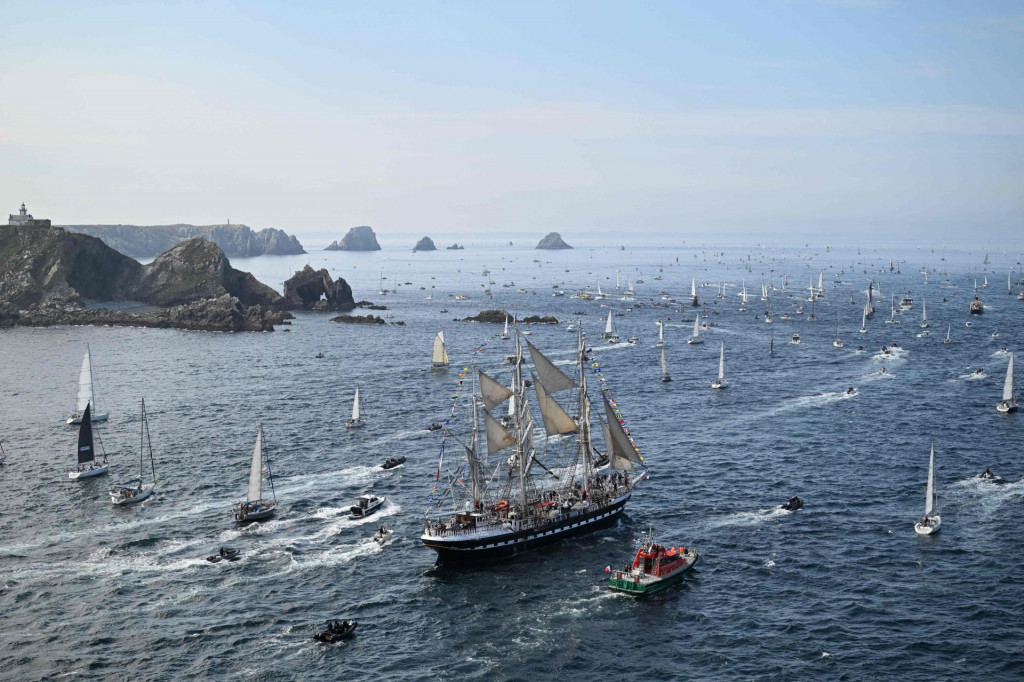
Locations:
1;238;1023;681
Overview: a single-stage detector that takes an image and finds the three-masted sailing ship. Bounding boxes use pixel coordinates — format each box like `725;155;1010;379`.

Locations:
421;325;647;564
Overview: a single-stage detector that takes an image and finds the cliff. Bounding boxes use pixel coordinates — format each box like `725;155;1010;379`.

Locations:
413;236;437;251
536;232;572;249
0;227;288;331
325;226;381;251
63;223;306;258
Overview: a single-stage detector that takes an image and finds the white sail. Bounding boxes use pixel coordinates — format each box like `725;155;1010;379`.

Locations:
432;332;449;366
691;277;697;298
658;321;664;344
604;397;642;470
76;348;95;412
596;282;603;296
484;409;516;455
503;316;509;337
524;339;576;392
605;311;614;335
924;444;936;516
660;347;668;375
922;297;927;322
717;341;725;381
247;424;264;502
945;325;951;342
351;387;361;420
532;373;577;436
479;370;514;410
1003;353;1015;401
692;316;700;338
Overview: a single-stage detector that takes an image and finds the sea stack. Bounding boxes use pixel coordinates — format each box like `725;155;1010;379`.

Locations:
413;236;437;251
325;226;381;251
535;232;572;249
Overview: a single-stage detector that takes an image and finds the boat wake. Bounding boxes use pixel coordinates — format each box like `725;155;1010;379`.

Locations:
956;371;987;381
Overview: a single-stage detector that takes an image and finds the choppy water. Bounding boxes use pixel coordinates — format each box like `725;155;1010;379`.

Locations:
1;244;1023;681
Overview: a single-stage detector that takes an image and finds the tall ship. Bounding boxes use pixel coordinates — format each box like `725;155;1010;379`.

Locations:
421;325;647;564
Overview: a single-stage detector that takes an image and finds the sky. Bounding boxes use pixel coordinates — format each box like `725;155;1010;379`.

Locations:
1;1;1022;243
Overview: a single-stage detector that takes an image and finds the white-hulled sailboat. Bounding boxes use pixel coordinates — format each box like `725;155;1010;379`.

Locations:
603;311;619;343
346;386;366;428
944;325;951;344
996;353;1019;413
234;422;277;523
691;277;698;307
920;297;929;328
859;307;867;334
67;345;109;425
68;403;109;479
500;316;510;340
914;444;941;535
686;316;703;345
833;314;844;348
110;398;157;504
710;341;727;389
431;331;450;369
656;320;665;348
660;347;671;383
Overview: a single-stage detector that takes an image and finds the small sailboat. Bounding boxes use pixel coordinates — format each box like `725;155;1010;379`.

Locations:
996;353;1019;413
110;398;157;505
943;325;951;345
691;277;698;307
686;316;703;345
431;331;450;369
234;422;277;523
603;311;619;343
66;345;109;425
914;444;941;536
68;403;109;479
919;297;929;328
660;347;671;383
833;314;844;348
710;341;726;389
346;387;366;428
656;320;665;348
500;316;510;340
885;294;899;324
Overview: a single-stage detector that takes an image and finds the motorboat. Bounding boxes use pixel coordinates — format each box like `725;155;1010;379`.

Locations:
608;528;698;595
206;547;241;563
351;494;386;518
780;496;803;511
382;456;406;470
314;620;358;643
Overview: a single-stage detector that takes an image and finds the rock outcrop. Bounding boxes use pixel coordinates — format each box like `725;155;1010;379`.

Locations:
0;227;289;331
282;265;355;311
446;243;464;250
413;236;436;251
536;232;572;249
64;223;306;258
460;309;558;324
325;226;381;251
330;314;387;325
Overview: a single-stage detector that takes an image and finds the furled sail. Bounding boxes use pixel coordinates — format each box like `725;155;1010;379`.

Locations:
77;403;94;463
479;370;513;411
484;410;516;455
525;339;576;393
76;348;94;412
247;424;264;502
1004;353;1015;401
532;373;577;436
604;397;642;470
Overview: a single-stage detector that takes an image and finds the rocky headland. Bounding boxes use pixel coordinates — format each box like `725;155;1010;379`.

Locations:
64;223;305;259
325;226;381;251
536;232;572;249
413;236;436;251
0;226;290;331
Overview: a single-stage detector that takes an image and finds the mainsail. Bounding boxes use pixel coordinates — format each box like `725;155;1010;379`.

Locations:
718;341;725;381
484;409;516;455
247;424;265;502
352;387;361;420
924;444;936;515
525;339;576;392
479;370;513;410
432;332;449;366
532;373;577;436
1003;354;1015;401
692;316;700;339
76;347;95;412
604;311;615;337
78;403;94;463
660;348;668;376
604;397;642;471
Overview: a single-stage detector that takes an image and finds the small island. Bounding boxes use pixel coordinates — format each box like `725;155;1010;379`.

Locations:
446;243;465;250
536;232;572;249
325;226;381;251
282;265;355;311
413;236;437;251
461;309;558;325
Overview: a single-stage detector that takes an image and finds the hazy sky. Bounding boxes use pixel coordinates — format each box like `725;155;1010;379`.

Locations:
2;1;1022;241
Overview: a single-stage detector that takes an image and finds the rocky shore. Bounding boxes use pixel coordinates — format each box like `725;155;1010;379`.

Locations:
64;223;305;258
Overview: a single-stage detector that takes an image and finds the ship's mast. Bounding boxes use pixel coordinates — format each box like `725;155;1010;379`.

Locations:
467;362;482;507
578;324;593;486
513;325;528;513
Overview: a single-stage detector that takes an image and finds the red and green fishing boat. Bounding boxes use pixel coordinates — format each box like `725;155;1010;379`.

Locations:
608;529;698;595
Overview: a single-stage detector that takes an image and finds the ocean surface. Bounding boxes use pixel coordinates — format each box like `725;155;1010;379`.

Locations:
1;243;1023;681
